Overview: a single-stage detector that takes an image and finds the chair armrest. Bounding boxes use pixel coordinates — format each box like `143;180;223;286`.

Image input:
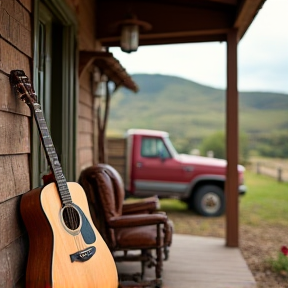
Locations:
108;214;168;228
122;198;160;215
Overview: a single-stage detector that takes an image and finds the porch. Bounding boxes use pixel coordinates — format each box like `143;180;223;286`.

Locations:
117;234;256;288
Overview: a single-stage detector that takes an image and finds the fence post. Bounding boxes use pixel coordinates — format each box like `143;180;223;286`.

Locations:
278;167;283;182
256;162;260;174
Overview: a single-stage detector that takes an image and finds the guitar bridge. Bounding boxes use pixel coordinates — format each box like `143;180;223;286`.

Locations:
70;246;96;263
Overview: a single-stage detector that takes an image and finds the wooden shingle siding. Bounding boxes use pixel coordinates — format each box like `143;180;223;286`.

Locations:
77;0;96;50
78;117;93;134
0;112;30;155
0;155;30;203
0;236;28;288
0;72;31;201
80;86;93;107
0;39;30;73
18;0;33;13
0;197;25;250
77;66;95;174
77;133;93;149
0;0;32;58
79;99;93;120
0;78;30;286
79;65;91;90
0;0;32;286
78;148;94;171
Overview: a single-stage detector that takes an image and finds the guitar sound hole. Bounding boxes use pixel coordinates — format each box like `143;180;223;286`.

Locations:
62;206;81;231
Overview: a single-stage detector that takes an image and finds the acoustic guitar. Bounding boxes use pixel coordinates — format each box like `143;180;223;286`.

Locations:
10;70;118;288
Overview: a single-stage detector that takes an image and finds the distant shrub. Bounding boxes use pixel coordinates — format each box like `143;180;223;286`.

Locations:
199;131;249;164
200;131;226;159
250;132;288;158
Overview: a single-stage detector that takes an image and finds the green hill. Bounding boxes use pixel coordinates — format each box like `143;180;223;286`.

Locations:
107;74;288;156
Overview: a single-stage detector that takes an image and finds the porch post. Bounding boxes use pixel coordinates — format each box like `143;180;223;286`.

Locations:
226;28;239;247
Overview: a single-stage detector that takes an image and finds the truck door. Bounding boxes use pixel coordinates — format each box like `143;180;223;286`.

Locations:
133;136;189;197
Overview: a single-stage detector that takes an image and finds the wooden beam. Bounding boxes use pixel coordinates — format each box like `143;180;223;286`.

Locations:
234;0;266;39
99;28;229;47
99;28;229;44
205;0;237;5
96;0;235;43
225;28;239;248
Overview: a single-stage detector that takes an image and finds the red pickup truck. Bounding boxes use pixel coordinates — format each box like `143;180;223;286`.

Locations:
107;129;246;217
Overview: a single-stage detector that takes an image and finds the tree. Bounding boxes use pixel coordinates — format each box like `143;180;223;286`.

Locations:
200;131;226;159
200;131;249;164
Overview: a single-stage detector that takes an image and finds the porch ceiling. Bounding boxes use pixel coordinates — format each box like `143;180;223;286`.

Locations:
96;0;266;47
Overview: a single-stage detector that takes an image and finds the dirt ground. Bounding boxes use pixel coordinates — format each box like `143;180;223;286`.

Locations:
241;225;288;288
165;212;288;288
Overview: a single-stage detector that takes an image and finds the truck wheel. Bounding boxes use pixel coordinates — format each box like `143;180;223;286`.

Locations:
193;185;225;217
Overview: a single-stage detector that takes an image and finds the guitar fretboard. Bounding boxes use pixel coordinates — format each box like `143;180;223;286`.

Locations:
32;102;72;205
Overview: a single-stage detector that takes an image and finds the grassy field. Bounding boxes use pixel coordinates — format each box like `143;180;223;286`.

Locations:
240;171;288;226
159;170;288;227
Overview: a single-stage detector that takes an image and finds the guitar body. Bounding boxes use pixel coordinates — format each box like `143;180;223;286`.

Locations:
21;182;118;288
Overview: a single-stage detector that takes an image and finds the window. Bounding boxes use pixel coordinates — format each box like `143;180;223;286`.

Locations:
141;138;171;158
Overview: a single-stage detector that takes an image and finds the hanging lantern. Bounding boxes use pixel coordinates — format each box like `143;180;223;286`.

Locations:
121;24;139;53
112;13;152;53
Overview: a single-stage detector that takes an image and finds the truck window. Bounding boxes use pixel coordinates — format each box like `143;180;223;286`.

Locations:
141;137;171;158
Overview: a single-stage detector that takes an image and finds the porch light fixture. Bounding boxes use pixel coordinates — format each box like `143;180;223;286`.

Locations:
92;67;107;98
112;13;152;53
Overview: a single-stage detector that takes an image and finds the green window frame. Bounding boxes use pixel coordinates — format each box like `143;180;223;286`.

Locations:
32;0;78;187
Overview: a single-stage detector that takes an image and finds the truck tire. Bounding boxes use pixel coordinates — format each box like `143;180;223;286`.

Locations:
193;185;225;217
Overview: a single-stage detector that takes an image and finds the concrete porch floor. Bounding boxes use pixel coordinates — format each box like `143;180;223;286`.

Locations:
117;234;256;288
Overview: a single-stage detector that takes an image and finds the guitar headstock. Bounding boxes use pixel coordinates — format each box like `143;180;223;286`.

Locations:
10;70;37;105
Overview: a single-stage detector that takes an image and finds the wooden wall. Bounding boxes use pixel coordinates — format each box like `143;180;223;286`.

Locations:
0;0;99;286
77;69;95;176
0;0;33;286
72;0;99;177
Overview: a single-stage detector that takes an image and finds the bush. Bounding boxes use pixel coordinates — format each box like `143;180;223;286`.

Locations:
268;246;288;275
200;131;226;159
199;130;249;164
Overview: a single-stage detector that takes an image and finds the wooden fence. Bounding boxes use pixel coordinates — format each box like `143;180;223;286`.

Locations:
106;138;127;181
251;161;288;182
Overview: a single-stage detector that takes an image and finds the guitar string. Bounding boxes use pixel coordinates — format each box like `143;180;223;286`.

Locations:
38;112;74;231
77;232;86;250
75;235;82;250
33;91;76;235
74;234;81;251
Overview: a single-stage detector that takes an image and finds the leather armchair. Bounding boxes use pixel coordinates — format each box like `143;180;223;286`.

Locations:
122;196;160;215
78;164;173;287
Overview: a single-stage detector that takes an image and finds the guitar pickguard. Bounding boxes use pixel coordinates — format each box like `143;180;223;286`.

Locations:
74;204;96;244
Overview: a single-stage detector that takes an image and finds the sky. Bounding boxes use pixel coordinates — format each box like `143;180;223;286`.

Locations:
110;0;288;94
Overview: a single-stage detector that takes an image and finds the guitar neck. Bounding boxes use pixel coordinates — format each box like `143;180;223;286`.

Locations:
32;102;72;205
